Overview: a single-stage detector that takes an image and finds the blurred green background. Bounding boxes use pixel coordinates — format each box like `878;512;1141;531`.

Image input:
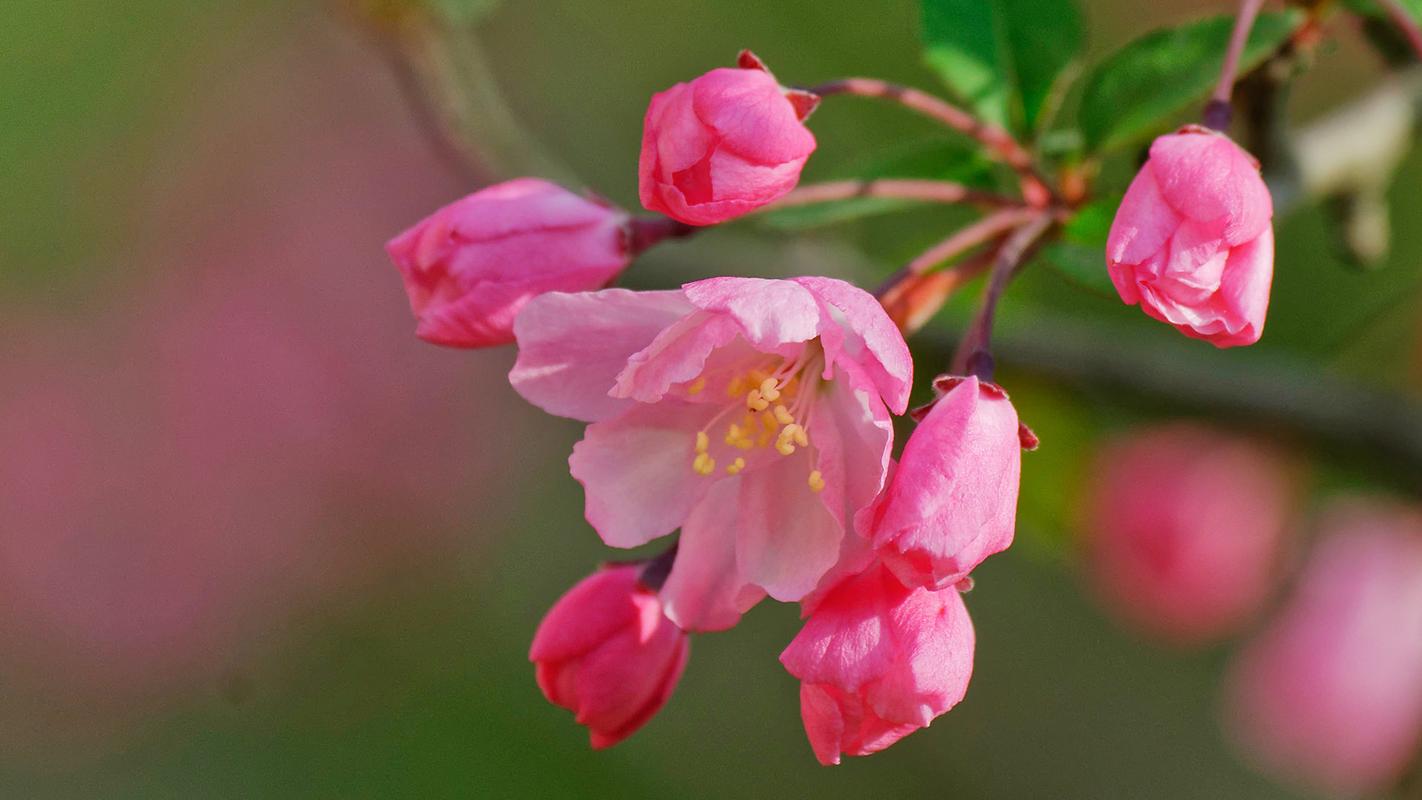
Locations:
1;1;1419;797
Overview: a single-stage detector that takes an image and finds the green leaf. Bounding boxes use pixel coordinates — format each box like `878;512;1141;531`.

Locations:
1343;0;1422;20
1039;199;1117;296
921;0;1086;136
1078;11;1299;153
758;140;995;230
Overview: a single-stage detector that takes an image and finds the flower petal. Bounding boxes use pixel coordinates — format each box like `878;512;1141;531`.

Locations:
792;276;912;414
736;447;844;601
511;289;693;422
660;478;767;632
682;277;822;350
570;400;722;548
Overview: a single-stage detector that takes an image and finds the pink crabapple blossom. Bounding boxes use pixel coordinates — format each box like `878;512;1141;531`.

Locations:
529;565;690;749
870;375;1031;590
386;178;632;348
780;562;975;765
509;276;912;632
1082;424;1295;645
1106;127;1274;348
639;51;818;226
1225;500;1422;797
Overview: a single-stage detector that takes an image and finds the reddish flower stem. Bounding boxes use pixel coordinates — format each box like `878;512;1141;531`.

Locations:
772;179;1021;210
1378;0;1422;62
1205;0;1267;131
950;214;1056;380
628;216;697;256
809;78;1057;207
874;207;1041;301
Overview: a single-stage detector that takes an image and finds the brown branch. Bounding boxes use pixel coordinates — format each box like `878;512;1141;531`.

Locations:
770;179;1020;210
950;214;1056;377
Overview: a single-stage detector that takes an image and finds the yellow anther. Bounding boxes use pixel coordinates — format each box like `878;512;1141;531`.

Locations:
761;413;779;431
726;377;746;398
746;389;769;412
724;424;743;446
759;378;781;403
734;438;753;450
726;457;746;475
808;470;826;493
773;404;795;426
695;431;709;453
776;440;796;456
792;426;809;447
692;452;716;475
687;377;706;395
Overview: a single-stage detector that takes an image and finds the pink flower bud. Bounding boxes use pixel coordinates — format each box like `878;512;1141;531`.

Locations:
1106;128;1274;348
529;565;689;749
1224;500;1422;797
638;51;817;226
1083;425;1295;645
870;376;1026;590
386;178;631;348
780;563;974;765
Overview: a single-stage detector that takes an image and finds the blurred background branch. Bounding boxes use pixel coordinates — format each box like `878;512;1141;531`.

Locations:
342;0;577;186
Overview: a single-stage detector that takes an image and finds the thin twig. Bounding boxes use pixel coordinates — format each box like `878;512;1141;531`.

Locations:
1205;0;1267;130
771;179;1020;210
809;78;1056;206
1378;0;1422;61
951;214;1055;378
874;207;1041;300
880;248;999;336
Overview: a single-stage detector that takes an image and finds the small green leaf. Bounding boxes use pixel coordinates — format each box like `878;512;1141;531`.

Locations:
1079;11;1300;153
758;141;995;230
921;0;1086;136
1039;198;1118;296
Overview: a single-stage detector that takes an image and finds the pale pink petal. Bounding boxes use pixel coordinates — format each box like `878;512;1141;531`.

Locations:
736;447;844;601
792;276;913;414
569;400;722;548
682;276;822;349
510;289;693;422
612;312;741;403
659;478;767;632
808;367;893;537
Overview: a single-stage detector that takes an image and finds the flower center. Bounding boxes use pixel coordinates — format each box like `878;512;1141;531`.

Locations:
688;344;826;493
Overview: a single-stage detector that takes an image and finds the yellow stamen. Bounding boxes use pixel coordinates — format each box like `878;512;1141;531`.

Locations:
746;389;769;412
695;431;709;453
773;404;795;426
759;377;781;403
808;470;825;493
693;452;716;475
726;457;746;475
792;426;809;447
687;377;706;395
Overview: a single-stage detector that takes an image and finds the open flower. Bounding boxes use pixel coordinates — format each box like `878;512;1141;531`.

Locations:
870;376;1027;590
1106;127;1274;348
780;562;975;765
510;276;911;631
386;178;631;348
530;565;690;748
639;52;818;226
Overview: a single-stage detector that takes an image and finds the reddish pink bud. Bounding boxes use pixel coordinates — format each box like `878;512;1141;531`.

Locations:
1106;127;1274;348
529;565;689;749
1083;425;1295;645
386;178;631;348
638;52;817;226
780;563;974;765
1224;500;1422;796
870;376;1023;590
